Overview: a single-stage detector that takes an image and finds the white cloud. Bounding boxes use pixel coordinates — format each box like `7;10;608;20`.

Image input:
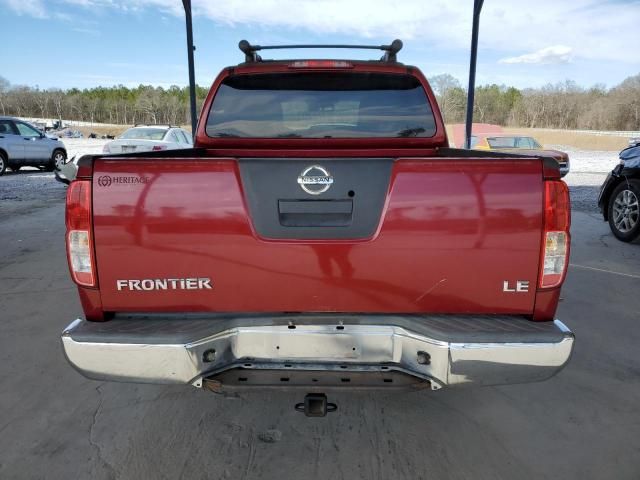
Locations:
499;45;573;65
199;0;638;65
187;1;629;65
191;0;439;39
136;0;639;65
3;0;639;66
1;0;72;20
2;0;47;18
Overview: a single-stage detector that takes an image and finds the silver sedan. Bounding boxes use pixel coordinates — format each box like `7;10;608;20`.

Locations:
56;125;194;185
102;125;193;154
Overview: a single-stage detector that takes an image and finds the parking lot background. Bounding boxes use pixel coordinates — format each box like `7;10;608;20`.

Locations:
0;142;638;479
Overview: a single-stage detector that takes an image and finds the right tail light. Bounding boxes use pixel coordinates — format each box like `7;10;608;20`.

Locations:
539;180;571;288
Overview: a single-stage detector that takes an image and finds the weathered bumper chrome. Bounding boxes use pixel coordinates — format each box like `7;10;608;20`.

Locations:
61;315;574;390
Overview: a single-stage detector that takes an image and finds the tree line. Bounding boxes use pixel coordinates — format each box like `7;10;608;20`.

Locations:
0;73;638;131
0;76;209;127
431;72;640;131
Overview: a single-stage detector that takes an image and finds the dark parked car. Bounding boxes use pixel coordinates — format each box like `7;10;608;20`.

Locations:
598;142;640;242
0;116;67;175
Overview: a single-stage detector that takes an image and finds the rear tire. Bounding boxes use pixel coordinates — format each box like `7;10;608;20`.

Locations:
607;179;640;242
0;152;6;176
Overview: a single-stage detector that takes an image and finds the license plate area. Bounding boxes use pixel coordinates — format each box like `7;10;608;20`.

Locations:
229;325;396;362
238;158;392;239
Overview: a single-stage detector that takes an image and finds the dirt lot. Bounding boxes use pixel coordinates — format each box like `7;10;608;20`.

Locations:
503;128;631;151
0;144;638;479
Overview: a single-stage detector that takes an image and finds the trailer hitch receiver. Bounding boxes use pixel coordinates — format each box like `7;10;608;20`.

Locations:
295;393;337;417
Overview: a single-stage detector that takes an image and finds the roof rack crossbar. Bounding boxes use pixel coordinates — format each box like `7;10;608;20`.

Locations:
238;39;403;63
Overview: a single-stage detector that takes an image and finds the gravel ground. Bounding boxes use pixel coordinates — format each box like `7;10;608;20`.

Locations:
0;140;622;222
0;171;65;220
1;140;638;480
63;138;110;159
0;139;108;221
549;144;620;213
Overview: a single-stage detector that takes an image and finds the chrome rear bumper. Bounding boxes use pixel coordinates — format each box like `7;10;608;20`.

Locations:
61;314;574;390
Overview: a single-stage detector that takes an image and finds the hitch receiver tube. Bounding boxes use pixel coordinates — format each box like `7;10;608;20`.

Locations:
295;393;337;417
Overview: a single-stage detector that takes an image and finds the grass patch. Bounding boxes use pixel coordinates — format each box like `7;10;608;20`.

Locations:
445;125;630;151
503;128;629;151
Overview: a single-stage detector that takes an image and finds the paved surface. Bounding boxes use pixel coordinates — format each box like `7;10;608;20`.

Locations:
0;170;64;220
553;144;617;213
1;176;639;480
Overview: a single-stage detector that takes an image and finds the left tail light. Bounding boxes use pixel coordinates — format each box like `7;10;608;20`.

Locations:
66;180;96;287
539;180;570;288
152;145;168;151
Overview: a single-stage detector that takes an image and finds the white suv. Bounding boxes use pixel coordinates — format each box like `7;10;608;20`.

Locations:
0;116;67;175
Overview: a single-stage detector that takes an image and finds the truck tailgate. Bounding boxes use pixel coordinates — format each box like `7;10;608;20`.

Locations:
92;157;543;314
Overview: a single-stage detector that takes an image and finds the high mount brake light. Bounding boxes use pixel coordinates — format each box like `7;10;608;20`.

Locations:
540;180;570;289
66;180;96;287
289;60;353;68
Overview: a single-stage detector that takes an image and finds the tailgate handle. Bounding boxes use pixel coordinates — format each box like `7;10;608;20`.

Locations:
278;200;353;227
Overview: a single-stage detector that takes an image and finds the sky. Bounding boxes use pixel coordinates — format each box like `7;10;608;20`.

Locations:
0;0;639;91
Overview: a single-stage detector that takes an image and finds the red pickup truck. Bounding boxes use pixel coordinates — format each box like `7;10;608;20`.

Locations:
61;40;573;415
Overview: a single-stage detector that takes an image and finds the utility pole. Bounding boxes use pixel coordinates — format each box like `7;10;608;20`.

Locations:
182;0;198;140
464;0;484;149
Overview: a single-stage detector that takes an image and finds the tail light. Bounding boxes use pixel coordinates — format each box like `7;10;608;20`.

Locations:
152;145;168;151
66;180;96;287
540;180;570;288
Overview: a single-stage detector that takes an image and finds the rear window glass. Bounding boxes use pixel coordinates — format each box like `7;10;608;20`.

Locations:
487;137;517;148
206;73;436;138
487;136;542;149
526;137;542;148
120;128;167;141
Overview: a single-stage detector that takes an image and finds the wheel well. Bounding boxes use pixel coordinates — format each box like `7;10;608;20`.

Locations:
602;173;640;221
0;148;7;160
602;179;622;221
